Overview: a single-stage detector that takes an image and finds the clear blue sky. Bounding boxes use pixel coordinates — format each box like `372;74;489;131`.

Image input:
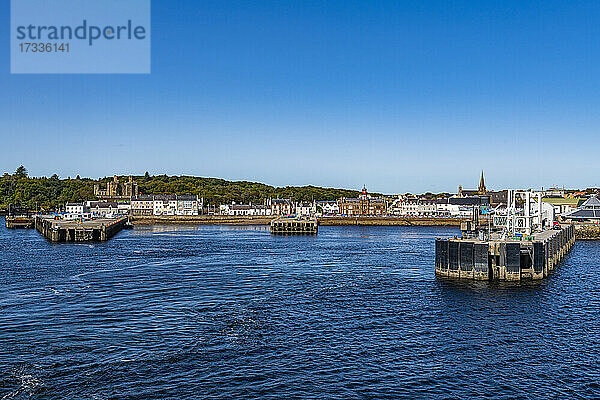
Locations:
1;0;599;193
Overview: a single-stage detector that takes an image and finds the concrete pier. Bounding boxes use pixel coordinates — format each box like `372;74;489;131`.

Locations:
271;217;318;234
435;225;574;281
35;216;129;242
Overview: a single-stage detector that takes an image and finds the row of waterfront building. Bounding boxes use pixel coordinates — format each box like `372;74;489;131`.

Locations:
64;186;485;219
65;195;202;219
64;190;599;223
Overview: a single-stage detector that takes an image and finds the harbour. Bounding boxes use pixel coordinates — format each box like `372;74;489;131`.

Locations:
4;0;600;397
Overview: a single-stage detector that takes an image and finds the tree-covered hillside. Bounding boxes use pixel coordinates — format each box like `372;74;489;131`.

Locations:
0;167;95;211
1;167;364;211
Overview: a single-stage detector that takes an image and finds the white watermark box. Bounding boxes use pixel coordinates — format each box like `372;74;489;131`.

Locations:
11;0;151;74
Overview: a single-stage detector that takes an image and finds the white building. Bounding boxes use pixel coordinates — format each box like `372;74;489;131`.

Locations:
176;195;201;216
88;202;118;217
544;187;566;197
296;201;317;217
118;202;131;215
86;201;130;218
419;200;437;217
130;195;201;216
390;199;421;216
316;201;339;216
531;201;556;229
153;195;178;216
131;195;154;216
220;203;272;216
390;198;477;218
436;201;471;218
63;203;91;220
65;203;86;214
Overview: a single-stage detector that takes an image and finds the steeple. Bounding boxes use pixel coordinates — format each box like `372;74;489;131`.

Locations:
478;171;487;194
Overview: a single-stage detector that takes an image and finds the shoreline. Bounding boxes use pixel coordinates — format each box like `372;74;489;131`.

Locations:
130;215;469;227
130;215;273;226
574;224;600;240
319;216;468;227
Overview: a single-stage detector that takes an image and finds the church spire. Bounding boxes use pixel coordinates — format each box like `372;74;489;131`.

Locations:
478;171;487;194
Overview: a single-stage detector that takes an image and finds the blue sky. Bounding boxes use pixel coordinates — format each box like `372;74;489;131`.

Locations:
1;0;599;193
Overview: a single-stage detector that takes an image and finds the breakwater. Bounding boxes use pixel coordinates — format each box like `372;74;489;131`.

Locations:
435;225;575;281
35;216;128;242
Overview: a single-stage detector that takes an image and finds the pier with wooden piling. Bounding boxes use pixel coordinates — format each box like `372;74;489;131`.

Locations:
270;217;318;234
34;216;129;242
435;225;574;281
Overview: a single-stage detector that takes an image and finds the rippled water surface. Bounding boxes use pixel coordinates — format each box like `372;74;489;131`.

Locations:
1;217;599;399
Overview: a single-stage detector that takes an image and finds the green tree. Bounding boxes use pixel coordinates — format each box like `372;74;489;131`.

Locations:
15;165;28;178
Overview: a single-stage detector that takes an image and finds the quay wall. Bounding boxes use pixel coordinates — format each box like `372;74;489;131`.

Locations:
130;215;273;226
319;216;474;227
131;215;474;227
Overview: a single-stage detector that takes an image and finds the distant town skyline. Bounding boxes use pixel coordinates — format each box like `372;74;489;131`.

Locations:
2;1;600;193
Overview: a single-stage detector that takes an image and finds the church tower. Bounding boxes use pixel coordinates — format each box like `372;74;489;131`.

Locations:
478;171;487;194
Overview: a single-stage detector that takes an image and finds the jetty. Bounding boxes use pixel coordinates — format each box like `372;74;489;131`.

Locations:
34;216;129;242
6;216;34;229
435;190;575;281
271;216;318;234
436;225;574;281
5;205;35;229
